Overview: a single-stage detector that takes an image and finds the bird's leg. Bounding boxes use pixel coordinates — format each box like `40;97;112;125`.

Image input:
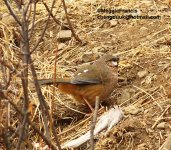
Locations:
83;98;94;112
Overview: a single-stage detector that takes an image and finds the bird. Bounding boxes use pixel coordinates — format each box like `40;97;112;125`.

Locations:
38;54;119;111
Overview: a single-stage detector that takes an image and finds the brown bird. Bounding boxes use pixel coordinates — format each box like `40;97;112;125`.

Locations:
38;54;119;111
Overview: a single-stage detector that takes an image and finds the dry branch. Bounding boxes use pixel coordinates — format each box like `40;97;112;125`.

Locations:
61;0;82;43
6;96;59;150
2;0;62;149
90;96;100;150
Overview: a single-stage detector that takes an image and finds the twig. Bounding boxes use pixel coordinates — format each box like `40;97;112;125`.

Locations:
58;116;90;136
13;0;23;9
43;2;68;28
0;58;13;89
50;47;61;146
15;1;32;147
1;131;10;150
61;0;82;43
1;62;7;85
5;72;12;89
58;107;104;136
62;106;123;149
29;53;62;149
24;0;32;16
3;0;21;26
132;85;163;111
24;0;61;148
4;0;62;149
6;95;59;150
8;125;20;140
90;96;100;150
141;94;168;107
16;107;28;150
30;0;56;54
0;59;17;74
29;1;62;148
152;105;171;129
56;95;87;115
29;1;37;38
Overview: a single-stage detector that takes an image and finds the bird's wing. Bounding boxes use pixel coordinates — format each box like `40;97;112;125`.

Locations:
70;65;101;84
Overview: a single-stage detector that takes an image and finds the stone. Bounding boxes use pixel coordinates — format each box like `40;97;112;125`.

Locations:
124;105;143;115
58;43;66;50
110;20;118;27
137;70;148;78
157;122;167;129
58;30;72;42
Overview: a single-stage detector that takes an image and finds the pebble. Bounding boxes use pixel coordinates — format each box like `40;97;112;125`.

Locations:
58;30;72;42
137;70;148;78
157;122;167;129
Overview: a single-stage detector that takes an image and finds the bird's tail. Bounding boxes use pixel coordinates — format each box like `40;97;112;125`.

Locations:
38;78;71;85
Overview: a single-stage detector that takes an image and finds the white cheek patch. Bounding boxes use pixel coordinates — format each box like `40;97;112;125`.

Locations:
112;61;118;66
83;69;89;73
77;73;82;76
